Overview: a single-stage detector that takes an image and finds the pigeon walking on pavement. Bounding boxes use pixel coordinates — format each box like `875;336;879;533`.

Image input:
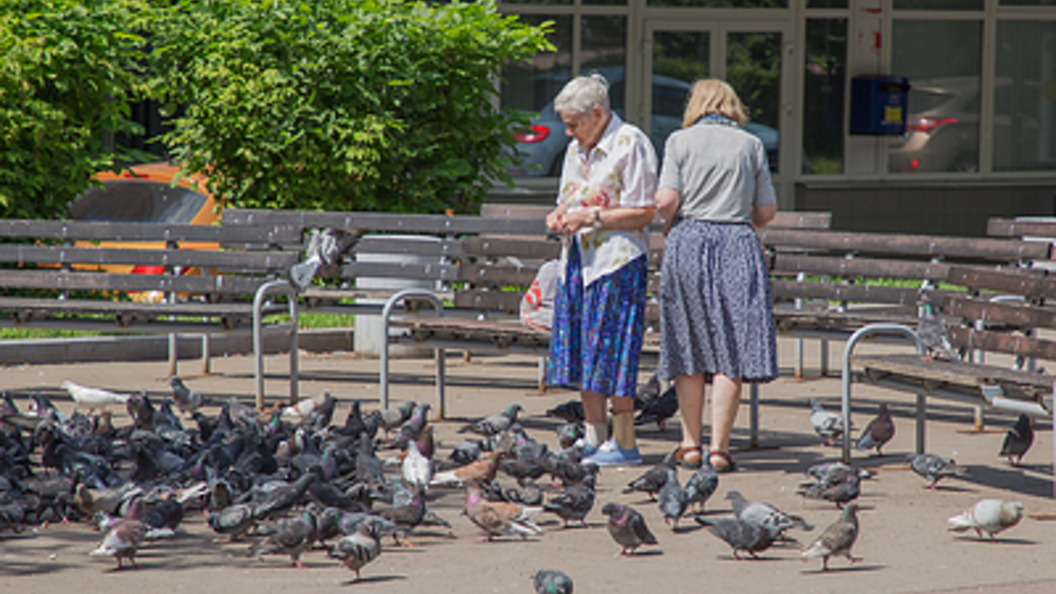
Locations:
463;482;543;542
694;515;776;560
545;401;584;424
657;467;689;529
63;381;129;413
459;404;523;437
726;490;812;539
601;502;658;557
168;376;205;415
247;509;319;568
543;473;595;528
907;453;968;489
89;499;147;570
947;499;1024;541
621;452;675;501
854;402;895;456
684;458;719;513
998;414;1034;466
532;569;574;594
801;502;862;571
634;384;678;431
809;398;844;445
329;517;386;580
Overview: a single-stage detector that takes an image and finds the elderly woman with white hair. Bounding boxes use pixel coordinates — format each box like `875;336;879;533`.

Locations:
544;74;658;467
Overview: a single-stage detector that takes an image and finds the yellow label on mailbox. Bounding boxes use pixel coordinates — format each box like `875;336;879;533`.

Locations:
884;106;902;124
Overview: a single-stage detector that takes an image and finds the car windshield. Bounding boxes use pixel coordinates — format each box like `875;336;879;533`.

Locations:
70;181;208;224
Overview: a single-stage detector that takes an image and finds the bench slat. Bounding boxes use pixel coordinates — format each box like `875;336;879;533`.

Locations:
0;269;269;294
947;325;1056;361
759;228;1049;260
770;280;954;305
944;296;1056;332
0;296;274;316
326;261;459;282
0;219;300;244
854;353;1053;393
459;237;561;260
772;253;951;281
457;265;536;286
947;266;1056;299
223;209;550;235
0;245;298;270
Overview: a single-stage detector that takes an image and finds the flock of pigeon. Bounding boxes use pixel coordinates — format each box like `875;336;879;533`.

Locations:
0;371;1037;592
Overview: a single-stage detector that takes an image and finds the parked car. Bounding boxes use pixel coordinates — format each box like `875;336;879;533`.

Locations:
507;69;780;176
67;162;220;301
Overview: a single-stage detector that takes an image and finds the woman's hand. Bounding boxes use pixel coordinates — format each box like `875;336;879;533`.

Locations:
560;208;595;235
546;205;568;233
655;188;681;236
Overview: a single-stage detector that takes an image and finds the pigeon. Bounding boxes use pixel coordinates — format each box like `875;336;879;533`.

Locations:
601;502;657;557
906;453;968;489
726;491;812;538
280;391;333;424
918;298;955;360
248;509;319;568
542;473;596;528
167;376;204;415
75;483;144;517
532;569;574;594
89;499;147;569
62;381;129;412
695;515;776;560
801;502;862;571
684;458;719;513
634;385;678;431
401;439;432;490
657;468;689;529
208;503;257;541
947;499;1024;541
556;422;585;450
251;472;316;520
449;440;483;466
545;401;584;423
329;516;385;580
797;465;862;508
375;486;427;547
372;401;417;438
459;403;523;436
633;371;662;411
288;227;361;292
998;414;1034;466
505;478;544;506
621;452;675;500
854;402;895;455
809;398;844;445
383;402;431;450
463;482;543;541
431;448;505;488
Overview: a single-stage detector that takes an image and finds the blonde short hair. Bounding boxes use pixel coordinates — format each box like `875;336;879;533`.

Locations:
682;79;748;128
554;73;611;118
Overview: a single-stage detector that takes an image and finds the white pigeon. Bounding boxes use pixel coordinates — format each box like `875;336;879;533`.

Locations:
62;381;129;412
948;499;1024;541
280;391;329;423
401;440;432;491
809;398;845;445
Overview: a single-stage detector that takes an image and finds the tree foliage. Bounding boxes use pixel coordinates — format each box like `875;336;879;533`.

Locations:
0;0;150;219
149;0;553;214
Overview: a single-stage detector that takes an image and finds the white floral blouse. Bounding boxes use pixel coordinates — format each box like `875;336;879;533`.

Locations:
557;113;658;288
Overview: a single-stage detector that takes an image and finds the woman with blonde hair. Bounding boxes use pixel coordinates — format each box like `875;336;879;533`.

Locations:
655;79;778;472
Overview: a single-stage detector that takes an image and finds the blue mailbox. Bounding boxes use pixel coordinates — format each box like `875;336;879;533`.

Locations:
849;75;910;135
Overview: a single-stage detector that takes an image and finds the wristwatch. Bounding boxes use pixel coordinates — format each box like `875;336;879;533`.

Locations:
592;207;603;231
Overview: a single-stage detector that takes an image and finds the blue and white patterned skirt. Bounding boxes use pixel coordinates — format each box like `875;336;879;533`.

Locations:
546;237;647;398
658;219;778;384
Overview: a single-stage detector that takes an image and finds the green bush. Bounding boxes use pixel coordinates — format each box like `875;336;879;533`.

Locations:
0;0;150;219
149;0;552;214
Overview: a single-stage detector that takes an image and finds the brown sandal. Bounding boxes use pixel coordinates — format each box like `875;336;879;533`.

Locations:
673;446;703;469
709;450;737;473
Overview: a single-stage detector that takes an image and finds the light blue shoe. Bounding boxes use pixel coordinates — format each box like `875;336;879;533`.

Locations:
556;438;597;459
581;439;642;467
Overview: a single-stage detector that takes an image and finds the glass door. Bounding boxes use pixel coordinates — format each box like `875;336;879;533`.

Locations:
643;20;793;195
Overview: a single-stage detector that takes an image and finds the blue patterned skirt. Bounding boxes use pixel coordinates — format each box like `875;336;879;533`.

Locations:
658;219;778;384
546;237;647;398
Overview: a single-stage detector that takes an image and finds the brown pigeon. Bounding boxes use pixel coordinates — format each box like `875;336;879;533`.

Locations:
431;448;505;488
801;502;862;571
247;509;319;568
89;499;147;569
462;482;542;542
854;403;895;456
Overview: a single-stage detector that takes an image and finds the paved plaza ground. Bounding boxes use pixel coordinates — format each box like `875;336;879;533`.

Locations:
0;335;1052;594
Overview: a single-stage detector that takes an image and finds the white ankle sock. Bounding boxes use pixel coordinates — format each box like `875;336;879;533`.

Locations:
584;422;608;447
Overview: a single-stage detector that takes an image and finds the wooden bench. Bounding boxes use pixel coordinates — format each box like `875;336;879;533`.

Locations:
0;219;303;406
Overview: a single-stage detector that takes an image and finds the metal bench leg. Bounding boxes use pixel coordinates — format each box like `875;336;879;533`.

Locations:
253;280;298;409
538;356;547;393
749;383;759;449
820;340;829;376
916;394;927;454
436;348;445;420
168;333;178;378
201;333;211;375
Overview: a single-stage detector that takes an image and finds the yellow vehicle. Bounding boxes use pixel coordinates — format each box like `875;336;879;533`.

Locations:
68;162;222;302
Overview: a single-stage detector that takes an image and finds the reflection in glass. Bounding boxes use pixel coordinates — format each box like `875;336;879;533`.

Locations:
728;32;782;172
581;16;628;113
889;20;981;173
893;0;983;9
584;0;626;6
804;19;846;174
807;0;847;6
650;32;709;160
646;0;786;7
995;21;1056;171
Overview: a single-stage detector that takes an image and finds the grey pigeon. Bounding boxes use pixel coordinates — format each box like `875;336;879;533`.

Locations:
634;385;678;431
372;401;416;437
168;376;204;415
809;398;844;445
726;490;812;538
545;401;584;423
998;414;1034;466
601;502;657;557
248;509;319;568
449;440;482;466
251;472;316;520
289;227;361;292
918;298;955;360
632;371;662;411
89;499;147;569
684;458;719;513
556;422;585;449
797;466;861;509
657;468;689;529
801;502;861;570
805;461;872;485
907;453;968;489
207;502;257;541
947;499;1024;541
459;403;523;436
695;515;776;560
855;403;895;455
621;452;674;500
543;474;595;528
532;569;574;594
329;516;385;580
